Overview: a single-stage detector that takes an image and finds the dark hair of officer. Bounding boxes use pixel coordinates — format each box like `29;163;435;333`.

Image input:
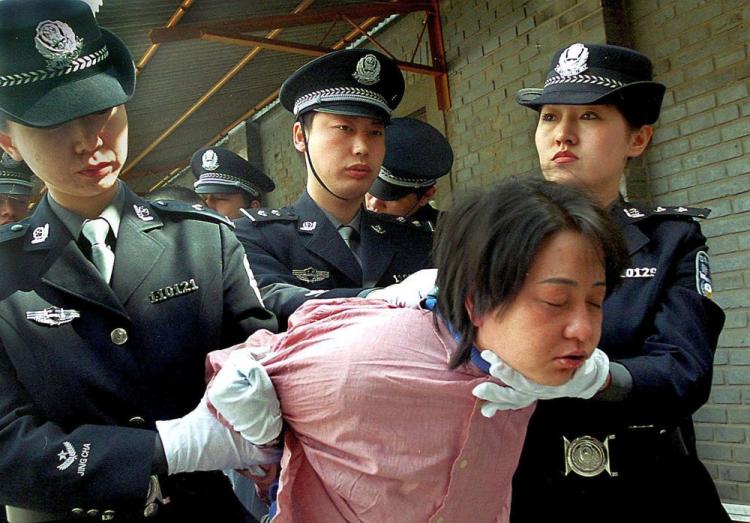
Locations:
434;176;628;368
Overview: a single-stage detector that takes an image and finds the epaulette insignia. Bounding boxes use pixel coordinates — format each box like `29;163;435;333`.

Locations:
621;204;710;223
151;200;234;227
0;220;30;242
239;207;297;223
368;211;434;233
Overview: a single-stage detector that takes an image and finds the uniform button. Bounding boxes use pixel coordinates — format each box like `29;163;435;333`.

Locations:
86;509;100;518
102;510;116;521
71;508;85;518
144;502;159;518
110;328;128;345
129;416;146;425
10;224;23;232
459;459;468;469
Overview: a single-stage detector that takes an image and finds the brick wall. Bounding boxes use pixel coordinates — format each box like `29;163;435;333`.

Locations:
254;0;749;504
628;0;750;504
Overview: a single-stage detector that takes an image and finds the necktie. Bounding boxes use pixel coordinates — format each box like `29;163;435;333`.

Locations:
81;218;115;283
338;224;361;267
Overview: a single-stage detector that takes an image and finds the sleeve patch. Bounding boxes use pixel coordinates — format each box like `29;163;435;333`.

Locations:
695;251;713;299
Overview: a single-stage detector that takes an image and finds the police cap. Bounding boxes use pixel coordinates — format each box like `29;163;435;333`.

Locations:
516;43;665;124
0;154;35;196
192;147;275;200
0;0;135;128
368;118;453;201
279;49;404;123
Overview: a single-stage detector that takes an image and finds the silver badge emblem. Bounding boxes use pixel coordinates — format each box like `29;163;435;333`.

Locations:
292;267;330;284
300;221;317;232
257;210;268;217
271;209;281;216
133;204;154;222
201;150;219;171
353;54;381;86
555;43;589;77
563;435;617;478
30;224;49;245
676;206;688;213
27;306;80;327
57;441;78;471
370;224;386;235
35;20;83;70
695;251;713;299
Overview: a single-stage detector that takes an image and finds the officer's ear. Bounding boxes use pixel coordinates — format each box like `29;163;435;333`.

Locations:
0;127;22;161
292;121;306;153
417;186;437;208
626;124;653;159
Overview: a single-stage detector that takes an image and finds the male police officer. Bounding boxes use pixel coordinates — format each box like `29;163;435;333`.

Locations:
234;49;434;327
365;117;453;230
0;154;35;226
0;1;277;521
192;146;275;219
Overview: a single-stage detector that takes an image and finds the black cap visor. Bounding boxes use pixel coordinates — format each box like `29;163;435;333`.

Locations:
194;183;245;195
0;29;135;128
308;103;389;123
369;177;429;201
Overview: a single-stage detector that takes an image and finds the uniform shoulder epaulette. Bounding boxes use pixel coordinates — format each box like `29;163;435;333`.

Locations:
0;220;30;243
620;204;710;223
368;211;435;233
239;207;298;223
150;200;234;227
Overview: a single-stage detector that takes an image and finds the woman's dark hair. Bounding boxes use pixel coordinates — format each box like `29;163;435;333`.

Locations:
433;176;628;368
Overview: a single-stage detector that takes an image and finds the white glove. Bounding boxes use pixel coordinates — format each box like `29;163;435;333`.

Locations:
207;349;282;446
368;268;437;308
156;397;281;475
471;349;610;417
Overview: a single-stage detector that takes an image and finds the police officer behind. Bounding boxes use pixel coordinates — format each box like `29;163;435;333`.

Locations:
234;49;434;327
511;43;729;522
191;146;275;219
364;117;453;229
0;1;278;521
0;154;35;226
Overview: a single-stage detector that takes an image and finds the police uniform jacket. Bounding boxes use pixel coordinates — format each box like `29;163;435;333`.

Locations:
0;186;276;519
511;202;728;522
234;191;433;327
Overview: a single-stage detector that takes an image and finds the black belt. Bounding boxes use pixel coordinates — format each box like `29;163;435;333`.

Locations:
560;425;689;480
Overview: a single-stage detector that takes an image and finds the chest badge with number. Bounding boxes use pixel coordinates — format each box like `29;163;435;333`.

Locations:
149;279;199;304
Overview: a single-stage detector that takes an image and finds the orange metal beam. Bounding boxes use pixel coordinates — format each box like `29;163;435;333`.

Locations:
136;0;195;75
150;2;431;43
123;0;317;178
426;0;451;110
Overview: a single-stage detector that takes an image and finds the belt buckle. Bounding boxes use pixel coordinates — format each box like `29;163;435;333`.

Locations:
563;434;618;478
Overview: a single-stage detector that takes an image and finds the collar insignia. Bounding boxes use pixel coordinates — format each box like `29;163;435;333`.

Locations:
27;306;80;327
35;20;83;70
300;221;317;232
353;54;381;86
134;204;154;221
30;224;49;245
370;224;386;235
555;43;589;77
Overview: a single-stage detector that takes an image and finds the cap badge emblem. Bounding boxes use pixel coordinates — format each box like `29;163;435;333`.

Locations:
353;54;381;86
201;150;219;171
555;43;589;77
35;20;83;70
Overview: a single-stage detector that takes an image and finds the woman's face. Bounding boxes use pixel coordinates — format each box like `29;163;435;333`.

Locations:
472;230;607;386
0;105;128;216
534;104;652;205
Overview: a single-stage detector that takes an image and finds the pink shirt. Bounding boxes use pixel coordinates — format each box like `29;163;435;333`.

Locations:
211;299;534;522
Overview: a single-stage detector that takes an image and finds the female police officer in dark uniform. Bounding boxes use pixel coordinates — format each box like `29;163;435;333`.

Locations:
0;1;277;521
511;43;729;522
